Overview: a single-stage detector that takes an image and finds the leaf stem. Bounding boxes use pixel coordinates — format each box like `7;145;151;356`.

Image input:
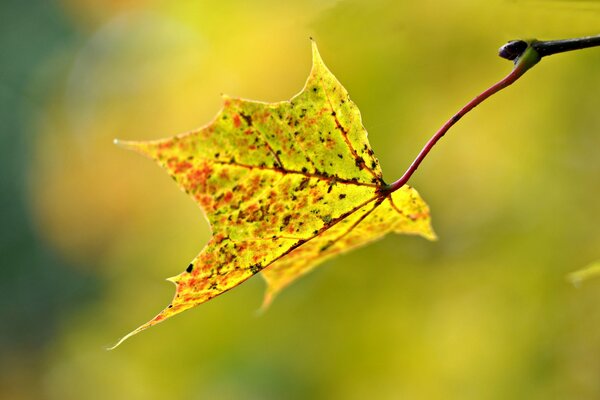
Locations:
387;34;600;193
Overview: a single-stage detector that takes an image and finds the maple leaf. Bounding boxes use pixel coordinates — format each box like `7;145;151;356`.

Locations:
112;41;435;348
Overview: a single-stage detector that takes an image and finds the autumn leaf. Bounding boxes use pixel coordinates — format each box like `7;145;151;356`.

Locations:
112;41;435;348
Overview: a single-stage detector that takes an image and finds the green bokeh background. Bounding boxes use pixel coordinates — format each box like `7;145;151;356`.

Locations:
1;0;599;399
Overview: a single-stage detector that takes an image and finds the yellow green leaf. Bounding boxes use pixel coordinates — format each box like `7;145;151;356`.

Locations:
111;41;435;348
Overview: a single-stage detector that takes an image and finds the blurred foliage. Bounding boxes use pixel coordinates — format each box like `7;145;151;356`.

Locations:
1;0;599;399
569;261;600;286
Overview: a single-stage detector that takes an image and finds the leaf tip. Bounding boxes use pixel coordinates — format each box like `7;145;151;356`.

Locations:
109;303;177;349
105;336;128;351
424;226;438;241
567;261;600;287
113;138;160;160
256;291;275;316
106;326;145;350
113;138;142;151
221;93;234;105
308;40;335;86
567;274;581;288
311;39;321;60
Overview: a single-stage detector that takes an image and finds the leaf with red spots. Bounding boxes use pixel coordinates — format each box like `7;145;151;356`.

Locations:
112;41;435;348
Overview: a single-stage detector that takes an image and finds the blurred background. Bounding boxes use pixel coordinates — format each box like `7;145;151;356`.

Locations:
1;0;599;398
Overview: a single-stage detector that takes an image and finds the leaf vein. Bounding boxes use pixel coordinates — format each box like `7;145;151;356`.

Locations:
387;195;405;216
318;197;384;253
252;125;285;168
257;195;380;274
213;160;379;187
319;80;382;182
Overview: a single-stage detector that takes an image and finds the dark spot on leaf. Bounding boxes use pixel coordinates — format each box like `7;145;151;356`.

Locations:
186;264;193;273
320;242;333;252
240;112;253;126
339;194;346;199
355;156;365;169
250;264;262;274
298;177;310;191
337;154;343;159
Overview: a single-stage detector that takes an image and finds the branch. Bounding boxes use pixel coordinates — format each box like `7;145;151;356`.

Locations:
386;34;600;194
